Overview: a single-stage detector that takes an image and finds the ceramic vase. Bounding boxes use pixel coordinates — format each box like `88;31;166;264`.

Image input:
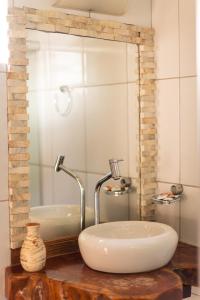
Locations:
20;223;46;272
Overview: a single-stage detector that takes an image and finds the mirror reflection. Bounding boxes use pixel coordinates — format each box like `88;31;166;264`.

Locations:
27;29;139;240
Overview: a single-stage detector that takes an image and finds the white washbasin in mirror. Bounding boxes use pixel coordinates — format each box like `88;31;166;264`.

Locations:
30;205;94;240
78;221;178;273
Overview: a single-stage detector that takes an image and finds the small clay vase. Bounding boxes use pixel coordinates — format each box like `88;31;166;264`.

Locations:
20;223;46;272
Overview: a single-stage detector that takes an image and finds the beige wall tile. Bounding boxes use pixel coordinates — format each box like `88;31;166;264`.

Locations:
152;0;179;79
53;170;86;206
52;88;86;171
27;30;50;91
180;185;200;247
29;90;53;166
127;44;138;83
180;77;200;186
179;0;197;77
40;166;54;205
83;37;127;86
28;91;40;165
128;83;139;179
156;79;180;182
30;164;41;206
128;179;139;220
49;33;84;88
85;84;128;176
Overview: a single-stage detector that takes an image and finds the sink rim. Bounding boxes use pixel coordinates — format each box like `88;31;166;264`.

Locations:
79;220;177;241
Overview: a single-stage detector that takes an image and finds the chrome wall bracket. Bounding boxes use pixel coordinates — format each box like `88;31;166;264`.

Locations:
152;184;183;205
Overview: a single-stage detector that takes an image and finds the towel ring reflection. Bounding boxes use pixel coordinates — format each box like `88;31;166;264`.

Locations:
54;86;73;116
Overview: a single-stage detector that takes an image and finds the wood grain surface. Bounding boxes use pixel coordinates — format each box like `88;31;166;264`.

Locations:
5;242;199;300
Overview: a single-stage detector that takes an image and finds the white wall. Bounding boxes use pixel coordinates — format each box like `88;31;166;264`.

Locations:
12;0;152;27
0;65;11;299
153;1;200;298
152;0;200;248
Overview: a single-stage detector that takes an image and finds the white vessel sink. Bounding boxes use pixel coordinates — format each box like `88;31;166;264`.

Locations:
78;221;178;273
30;205;94;240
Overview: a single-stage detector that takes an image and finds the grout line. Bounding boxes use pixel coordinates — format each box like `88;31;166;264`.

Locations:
157;180;200;189
82;37;89;203
126;43;131;220
125;42;130;220
30;163;137;180
178;0;181;238
28;81;138;93
150;0;153;29
48;32;54;207
138;43;142;220
155;75;197;81
0;199;9;203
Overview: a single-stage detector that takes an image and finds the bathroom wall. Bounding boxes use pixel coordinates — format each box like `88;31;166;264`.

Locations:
0;64;11;299
153;2;200;298
152;0;200;246
27;30;139;222
11;0;152;27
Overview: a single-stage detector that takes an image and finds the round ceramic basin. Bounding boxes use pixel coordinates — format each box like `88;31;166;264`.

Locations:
78;221;178;273
30;205;94;240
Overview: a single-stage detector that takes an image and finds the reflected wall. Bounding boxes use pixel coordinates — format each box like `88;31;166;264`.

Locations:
27;30;139;223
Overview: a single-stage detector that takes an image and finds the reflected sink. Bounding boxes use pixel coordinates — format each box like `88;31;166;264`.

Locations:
30;205;94;240
78;221;178;273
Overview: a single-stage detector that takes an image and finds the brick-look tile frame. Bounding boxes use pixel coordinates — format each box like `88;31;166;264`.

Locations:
7;7;157;249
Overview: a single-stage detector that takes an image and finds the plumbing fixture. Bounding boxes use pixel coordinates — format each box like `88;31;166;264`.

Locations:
94;159;123;225
152;184;183;205
60;85;71;93
170;184;183;195
103;177;134;196
55;155;85;231
54;86;73;116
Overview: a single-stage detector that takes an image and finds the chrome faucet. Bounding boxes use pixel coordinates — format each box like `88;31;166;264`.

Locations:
94;159;123;225
55;155;85;231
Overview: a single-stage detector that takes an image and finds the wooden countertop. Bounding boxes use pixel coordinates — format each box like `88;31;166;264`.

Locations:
5;242;199;300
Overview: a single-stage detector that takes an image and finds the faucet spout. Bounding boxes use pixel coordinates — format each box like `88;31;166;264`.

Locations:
94;159;123;225
55;155;85;231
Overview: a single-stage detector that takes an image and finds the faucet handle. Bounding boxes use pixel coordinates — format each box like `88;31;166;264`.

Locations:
109;159;124;163
55;155;65;172
109;159;123;180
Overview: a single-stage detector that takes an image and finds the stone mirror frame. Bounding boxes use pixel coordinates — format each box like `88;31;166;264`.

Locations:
7;6;156;249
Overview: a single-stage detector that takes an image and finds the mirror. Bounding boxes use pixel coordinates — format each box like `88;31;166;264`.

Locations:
27;29;139;240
